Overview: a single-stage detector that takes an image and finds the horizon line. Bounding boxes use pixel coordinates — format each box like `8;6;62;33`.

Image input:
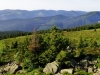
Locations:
0;9;99;12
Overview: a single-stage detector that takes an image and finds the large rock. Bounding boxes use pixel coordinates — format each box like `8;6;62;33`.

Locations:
60;69;73;74
43;61;59;74
0;61;22;74
4;64;20;74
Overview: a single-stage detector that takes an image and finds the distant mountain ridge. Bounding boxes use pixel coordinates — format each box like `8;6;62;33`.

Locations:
0;15;68;31
0;9;86;20
0;10;100;31
63;11;100;28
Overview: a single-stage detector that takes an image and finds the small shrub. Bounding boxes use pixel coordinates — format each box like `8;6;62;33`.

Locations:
56;50;68;65
75;69;93;75
62;71;72;75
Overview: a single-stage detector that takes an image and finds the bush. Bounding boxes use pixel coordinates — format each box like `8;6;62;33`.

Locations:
30;68;45;75
56;50;69;65
75;69;93;75
96;58;100;68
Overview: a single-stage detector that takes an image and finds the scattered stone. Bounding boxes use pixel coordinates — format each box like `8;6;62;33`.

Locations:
80;59;89;68
67;46;70;50
93;65;97;73
0;73;3;75
93;72;100;75
0;69;3;73
17;70;26;74
93;60;98;65
55;72;62;75
60;68;73;74
88;67;93;73
93;69;97;73
66;46;74;52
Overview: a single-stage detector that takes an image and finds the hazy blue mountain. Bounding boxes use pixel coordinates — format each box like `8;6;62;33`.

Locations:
0;11;100;31
0;15;68;31
63;11;100;28
0;9;86;20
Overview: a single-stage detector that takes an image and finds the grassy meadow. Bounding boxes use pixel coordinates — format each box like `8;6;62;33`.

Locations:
64;29;100;46
64;29;100;56
0;35;33;49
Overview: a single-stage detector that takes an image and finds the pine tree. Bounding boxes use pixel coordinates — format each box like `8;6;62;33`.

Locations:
28;27;40;54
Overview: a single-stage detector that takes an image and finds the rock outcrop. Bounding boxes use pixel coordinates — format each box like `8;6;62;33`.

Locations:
0;61;22;74
43;61;59;74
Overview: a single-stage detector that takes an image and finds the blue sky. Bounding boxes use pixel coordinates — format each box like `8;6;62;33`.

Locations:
0;0;100;11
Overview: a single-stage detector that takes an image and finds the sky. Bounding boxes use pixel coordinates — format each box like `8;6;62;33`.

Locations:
0;0;100;11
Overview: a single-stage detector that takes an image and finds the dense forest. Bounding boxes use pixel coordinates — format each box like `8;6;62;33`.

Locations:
64;23;100;32
0;31;31;39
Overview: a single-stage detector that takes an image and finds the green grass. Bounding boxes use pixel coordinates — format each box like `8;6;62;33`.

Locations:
0;35;33;62
63;29;100;56
64;29;100;40
64;29;100;46
0;35;32;50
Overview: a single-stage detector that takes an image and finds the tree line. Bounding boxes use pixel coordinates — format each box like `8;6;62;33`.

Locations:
0;31;31;40
63;23;100;32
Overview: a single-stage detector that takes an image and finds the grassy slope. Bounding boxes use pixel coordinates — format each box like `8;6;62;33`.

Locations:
0;35;32;50
64;29;100;55
64;29;100;45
